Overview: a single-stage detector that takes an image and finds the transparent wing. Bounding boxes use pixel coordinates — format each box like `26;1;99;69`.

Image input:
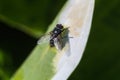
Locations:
54;28;69;50
54;35;63;50
37;33;51;44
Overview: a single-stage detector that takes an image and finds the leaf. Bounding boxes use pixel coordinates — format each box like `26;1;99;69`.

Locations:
11;44;57;80
10;0;94;80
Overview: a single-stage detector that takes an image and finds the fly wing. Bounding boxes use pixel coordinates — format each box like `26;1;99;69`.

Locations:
37;33;51;45
54;35;63;50
54;27;69;50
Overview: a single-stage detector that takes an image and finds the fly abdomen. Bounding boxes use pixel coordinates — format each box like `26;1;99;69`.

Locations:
50;39;55;47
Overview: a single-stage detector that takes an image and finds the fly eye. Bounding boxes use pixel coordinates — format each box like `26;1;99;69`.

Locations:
56;24;63;29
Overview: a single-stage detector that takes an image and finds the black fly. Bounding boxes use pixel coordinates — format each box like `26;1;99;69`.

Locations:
49;24;64;47
37;24;68;49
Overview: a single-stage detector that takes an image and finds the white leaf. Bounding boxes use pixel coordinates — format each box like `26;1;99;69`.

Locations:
52;0;95;80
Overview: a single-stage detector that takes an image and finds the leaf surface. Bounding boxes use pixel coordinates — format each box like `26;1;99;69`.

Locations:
11;0;94;80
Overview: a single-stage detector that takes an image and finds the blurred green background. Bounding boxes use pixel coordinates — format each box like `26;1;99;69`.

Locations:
0;0;120;80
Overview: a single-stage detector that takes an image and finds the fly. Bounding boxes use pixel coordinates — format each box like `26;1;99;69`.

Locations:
37;24;68;49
